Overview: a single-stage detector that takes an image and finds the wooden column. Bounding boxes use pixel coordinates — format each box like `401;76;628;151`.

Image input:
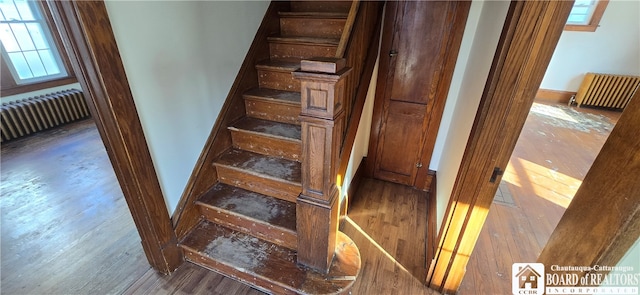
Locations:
293;58;351;273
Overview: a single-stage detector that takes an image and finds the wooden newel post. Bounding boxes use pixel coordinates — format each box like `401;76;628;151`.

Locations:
293;58;351;273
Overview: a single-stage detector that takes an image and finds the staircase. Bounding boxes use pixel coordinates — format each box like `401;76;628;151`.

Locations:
178;2;362;294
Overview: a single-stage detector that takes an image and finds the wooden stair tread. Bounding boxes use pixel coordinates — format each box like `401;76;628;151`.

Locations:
230;117;301;141
181;221;360;295
289;1;352;14
255;58;301;72
244;88;301;105
197;183;296;232
267;35;340;46
215;149;301;184
278;11;348;19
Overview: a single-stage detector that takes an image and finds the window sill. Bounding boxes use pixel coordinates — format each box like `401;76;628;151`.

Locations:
1;76;78;97
564;24;598;32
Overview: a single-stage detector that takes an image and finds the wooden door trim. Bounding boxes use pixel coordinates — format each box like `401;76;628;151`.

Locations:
45;1;182;274
364;1;400;179
413;1;470;190
426;1;574;293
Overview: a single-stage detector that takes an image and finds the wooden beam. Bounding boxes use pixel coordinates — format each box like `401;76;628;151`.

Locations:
537;90;640;281
426;1;574;293
45;0;182;274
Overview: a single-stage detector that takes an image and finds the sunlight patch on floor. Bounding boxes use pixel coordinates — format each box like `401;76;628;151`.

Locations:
530;102;578;123
344;217;412;275
502;157;582;208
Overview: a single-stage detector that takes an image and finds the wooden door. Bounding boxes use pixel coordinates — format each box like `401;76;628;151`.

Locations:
368;1;469;188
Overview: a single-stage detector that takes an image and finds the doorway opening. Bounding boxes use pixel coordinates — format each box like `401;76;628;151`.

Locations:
458;2;639;289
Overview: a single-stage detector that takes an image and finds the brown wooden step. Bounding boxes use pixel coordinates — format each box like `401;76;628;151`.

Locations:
278;11;349;19
268;36;339;59
229;117;301;161
180;220;360;295
256;59;301;92
243;88;301;125
196;183;297;250
289;1;352;13
214;149;301;203
279;14;346;39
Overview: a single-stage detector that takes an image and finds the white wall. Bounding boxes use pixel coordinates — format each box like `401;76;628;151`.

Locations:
604;237;640;287
541;0;640;91
104;1;269;214
431;1;510;230
340;58;379;202
1;82;82;103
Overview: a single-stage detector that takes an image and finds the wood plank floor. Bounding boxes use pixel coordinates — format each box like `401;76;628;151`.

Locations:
342;178;438;295
1;100;618;294
0;119;150;294
458;101;621;294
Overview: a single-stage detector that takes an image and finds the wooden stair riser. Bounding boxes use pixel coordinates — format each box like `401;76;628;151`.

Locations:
182;248;295;295
229;129;301;162
197;204;297;250
244;98;301;125
280;17;346;39
258;69;300;92
180;221;359;295
290;1;352;13
269;42;337;59
214;165;300;203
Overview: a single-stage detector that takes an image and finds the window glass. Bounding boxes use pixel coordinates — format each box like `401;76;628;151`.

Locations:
567;0;597;25
0;0;67;84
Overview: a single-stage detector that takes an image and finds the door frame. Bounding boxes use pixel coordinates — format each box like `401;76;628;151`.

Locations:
427;1;575;292
44;1;182;274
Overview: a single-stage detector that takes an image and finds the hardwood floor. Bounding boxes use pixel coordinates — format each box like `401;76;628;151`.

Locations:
458;101;621;294
1;101;619;294
0;119;150;294
343;178;438;295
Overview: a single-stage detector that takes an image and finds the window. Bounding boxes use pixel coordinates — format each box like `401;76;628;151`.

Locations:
565;0;609;32
0;0;75;96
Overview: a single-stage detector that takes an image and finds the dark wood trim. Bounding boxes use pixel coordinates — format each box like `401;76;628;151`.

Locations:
536;88;576;104
0;76;78;97
426;170;437;270
364;1;397;179
413;1;470;191
0;0;77;97
336;4;383;186
171;2;287;240
565;0;609;32
427;1;574;293
538;90;640;281
45;0;182;274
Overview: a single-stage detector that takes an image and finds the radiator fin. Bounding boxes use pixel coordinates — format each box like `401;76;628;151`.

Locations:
575;73;640;109
1;89;90;142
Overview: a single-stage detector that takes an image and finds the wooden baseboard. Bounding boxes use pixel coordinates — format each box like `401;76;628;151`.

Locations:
426;170;437;269
536;88;576;104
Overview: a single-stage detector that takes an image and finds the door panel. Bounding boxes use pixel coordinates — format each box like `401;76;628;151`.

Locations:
375;101;427;184
389;1;449;105
368;1;470;188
